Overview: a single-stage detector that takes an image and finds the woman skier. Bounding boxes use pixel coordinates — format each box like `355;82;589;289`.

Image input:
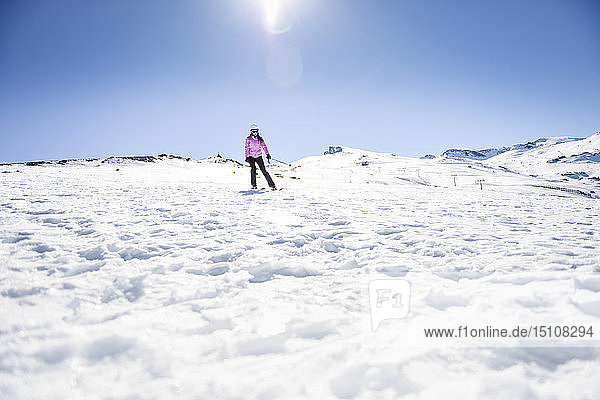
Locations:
245;123;276;190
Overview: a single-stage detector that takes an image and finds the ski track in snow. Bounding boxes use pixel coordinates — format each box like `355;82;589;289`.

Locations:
1;154;600;399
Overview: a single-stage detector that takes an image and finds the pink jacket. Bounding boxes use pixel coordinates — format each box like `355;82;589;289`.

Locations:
245;136;270;158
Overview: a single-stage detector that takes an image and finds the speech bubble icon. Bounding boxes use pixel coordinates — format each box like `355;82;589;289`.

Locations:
368;279;411;331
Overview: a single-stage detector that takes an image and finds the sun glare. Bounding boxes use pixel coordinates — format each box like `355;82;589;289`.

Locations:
260;0;296;34
263;0;280;29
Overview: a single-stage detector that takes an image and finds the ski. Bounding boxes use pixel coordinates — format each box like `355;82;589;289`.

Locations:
239;187;283;195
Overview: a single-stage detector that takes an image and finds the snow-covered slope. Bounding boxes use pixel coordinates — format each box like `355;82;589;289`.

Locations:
442;146;511;160
439;132;600;183
1;147;599;399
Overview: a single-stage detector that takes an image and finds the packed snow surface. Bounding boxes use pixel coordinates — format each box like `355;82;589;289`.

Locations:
1;140;600;399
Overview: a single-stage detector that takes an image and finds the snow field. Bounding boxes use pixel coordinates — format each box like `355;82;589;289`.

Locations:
1;150;599;399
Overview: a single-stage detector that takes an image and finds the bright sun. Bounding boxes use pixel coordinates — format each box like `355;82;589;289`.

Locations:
260;0;297;34
263;0;280;29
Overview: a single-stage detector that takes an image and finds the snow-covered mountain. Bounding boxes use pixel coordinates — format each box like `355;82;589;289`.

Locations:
438;132;600;183
440;137;579;160
441;146;511;160
1;140;599;399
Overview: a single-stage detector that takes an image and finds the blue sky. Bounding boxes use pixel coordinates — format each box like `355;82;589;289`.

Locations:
1;0;599;163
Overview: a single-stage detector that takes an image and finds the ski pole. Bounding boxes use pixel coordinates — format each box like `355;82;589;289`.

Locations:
272;158;291;166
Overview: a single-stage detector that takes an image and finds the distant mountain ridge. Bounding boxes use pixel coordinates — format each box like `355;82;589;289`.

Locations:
0;153;246;167
440;137;587;161
436;132;600;183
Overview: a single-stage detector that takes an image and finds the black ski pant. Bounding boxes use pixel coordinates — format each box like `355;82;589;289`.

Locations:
248;156;275;188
